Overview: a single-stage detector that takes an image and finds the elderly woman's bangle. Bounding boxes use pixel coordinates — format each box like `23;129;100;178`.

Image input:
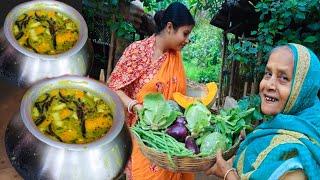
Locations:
224;168;237;180
128;100;138;114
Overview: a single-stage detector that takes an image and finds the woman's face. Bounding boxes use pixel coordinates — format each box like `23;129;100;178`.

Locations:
259;48;294;115
166;24;193;51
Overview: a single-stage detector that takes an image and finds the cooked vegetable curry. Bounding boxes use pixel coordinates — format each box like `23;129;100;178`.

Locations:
32;88;113;144
13;9;79;55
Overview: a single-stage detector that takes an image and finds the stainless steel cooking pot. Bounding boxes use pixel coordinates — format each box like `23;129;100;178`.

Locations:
5;76;132;180
0;0;93;87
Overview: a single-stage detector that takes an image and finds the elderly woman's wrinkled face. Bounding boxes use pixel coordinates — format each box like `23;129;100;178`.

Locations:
259;48;294;115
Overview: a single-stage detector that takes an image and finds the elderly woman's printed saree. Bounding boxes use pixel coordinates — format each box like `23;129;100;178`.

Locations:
233;43;320;179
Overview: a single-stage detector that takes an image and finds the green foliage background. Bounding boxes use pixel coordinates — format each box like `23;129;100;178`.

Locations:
83;0;224;83
228;0;320;80
83;0;320;87
143;0;224;83
182;18;222;83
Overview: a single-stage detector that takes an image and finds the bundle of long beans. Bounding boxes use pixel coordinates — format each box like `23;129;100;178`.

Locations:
131;124;194;157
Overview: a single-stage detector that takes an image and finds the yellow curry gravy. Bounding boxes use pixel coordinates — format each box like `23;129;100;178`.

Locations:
32;88;113;144
13;9;79;55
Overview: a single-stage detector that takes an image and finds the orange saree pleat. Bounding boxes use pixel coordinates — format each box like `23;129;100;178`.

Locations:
132;51;194;180
135;50;186;103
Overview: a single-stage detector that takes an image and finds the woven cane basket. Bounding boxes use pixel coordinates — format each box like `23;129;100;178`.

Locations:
132;81;239;172
132;133;241;172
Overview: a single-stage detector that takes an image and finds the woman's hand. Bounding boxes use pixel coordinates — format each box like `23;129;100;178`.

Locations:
114;90;141;114
205;150;239;180
133;103;143;113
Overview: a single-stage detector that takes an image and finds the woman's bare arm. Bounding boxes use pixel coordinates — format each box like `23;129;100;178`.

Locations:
115;90;142;113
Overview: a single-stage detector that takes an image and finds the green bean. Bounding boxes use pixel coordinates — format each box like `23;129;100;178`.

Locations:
141;139;161;150
162;133;172;153
134;130;172;151
136;129;168;145
143;138;171;151
152;131;181;150
131;125;197;157
165;134;185;152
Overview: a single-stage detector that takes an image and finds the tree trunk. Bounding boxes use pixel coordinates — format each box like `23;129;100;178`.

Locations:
250;50;262;95
228;61;234;96
218;32;228;107
228;60;240;97
243;81;248;97
250;78;257;95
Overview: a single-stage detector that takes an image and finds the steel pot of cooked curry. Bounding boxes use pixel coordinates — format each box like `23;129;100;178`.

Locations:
5;76;132;180
0;0;93;87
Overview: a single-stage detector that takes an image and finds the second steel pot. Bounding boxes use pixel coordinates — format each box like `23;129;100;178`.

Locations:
0;0;93;87
5;76;132;180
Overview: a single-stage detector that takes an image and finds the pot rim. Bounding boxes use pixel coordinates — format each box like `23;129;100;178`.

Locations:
3;0;88;60
20;75;126;151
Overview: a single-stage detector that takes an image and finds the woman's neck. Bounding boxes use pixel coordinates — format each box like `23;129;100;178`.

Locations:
154;34;168;54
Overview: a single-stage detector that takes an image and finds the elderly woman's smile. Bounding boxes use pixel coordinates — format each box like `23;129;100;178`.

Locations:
259;47;294;115
263;94;278;102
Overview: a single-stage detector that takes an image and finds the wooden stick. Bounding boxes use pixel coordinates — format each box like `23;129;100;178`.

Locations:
99;69;105;82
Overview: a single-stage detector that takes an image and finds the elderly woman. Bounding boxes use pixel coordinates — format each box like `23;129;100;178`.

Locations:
206;43;320;180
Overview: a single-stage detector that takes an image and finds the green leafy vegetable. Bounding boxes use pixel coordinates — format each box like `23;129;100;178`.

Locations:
138;93;182;130
184;102;211;137
238;95;273;124
211;107;255;146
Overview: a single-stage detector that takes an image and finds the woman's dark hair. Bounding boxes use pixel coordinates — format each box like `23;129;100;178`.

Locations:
154;2;195;34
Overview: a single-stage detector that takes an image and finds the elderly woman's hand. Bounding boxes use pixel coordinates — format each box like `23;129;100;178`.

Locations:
205;150;239;180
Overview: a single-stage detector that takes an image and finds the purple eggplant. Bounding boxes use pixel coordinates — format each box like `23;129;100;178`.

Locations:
185;136;200;154
175;116;187;125
166;116;188;142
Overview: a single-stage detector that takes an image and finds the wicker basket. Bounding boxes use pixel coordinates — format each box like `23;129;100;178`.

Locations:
132;132;241;172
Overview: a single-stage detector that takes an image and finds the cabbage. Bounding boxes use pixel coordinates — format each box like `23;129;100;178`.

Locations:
200;132;227;155
184;102;211;137
138;93;182;130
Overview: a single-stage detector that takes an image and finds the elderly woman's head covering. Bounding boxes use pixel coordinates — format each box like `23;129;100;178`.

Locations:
282;43;320;114
233;44;320;179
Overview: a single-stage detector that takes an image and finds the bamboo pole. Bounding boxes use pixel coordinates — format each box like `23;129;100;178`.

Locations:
218;32;227;107
106;15;116;80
